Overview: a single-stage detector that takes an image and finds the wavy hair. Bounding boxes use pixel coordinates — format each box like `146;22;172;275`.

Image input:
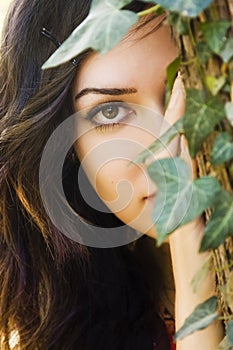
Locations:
0;1;170;349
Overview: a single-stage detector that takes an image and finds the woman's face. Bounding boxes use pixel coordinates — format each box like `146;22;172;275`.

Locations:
72;16;178;239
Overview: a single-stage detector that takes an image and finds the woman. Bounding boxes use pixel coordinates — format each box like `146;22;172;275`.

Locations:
0;0;223;349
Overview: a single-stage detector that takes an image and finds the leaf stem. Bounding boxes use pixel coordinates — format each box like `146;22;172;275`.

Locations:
137;4;163;17
214;260;233;273
181;58;198;66
187;19;206;88
218;316;233;321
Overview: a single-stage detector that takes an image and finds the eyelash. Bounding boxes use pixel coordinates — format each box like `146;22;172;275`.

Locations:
85;101;135;131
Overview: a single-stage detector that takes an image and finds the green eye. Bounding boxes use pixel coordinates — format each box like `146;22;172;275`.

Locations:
102;105;119;119
86;101;135;129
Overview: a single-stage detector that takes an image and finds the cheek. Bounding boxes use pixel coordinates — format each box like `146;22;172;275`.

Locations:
74;120;160;235
94;160;157;234
74;135;153;211
95;159;150;209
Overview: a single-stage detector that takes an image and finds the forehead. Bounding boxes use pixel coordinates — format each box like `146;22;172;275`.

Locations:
74;15;177;95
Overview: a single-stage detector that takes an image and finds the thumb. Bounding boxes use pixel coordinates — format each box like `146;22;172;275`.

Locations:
155;73;186;158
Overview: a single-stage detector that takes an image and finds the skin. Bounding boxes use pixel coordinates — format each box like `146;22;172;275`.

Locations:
73;16;179;237
72;15;223;350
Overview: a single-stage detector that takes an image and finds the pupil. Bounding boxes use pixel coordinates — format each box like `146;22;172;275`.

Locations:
102;106;119;119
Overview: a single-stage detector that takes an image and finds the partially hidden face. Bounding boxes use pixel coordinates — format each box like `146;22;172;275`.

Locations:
72;15;178;239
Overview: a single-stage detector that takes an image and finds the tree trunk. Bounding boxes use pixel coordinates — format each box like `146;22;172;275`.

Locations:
173;0;233;323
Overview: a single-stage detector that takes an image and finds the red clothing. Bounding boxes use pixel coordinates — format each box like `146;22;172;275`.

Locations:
163;307;176;350
168;334;176;350
153;306;176;349
152;332;176;350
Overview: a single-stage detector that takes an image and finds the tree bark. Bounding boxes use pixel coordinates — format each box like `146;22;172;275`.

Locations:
173;0;233;323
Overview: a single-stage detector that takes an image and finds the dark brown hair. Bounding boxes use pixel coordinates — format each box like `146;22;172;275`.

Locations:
0;1;170;349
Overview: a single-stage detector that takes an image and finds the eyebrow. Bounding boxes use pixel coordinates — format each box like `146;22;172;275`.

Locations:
75;87;137;101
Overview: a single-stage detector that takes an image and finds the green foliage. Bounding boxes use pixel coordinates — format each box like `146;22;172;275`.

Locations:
196;42;212;64
206;75;226;96
211;132;233;165
166;57;181;93
218;336;233;350
42;0;137;68
175;296;219;340
148;157;221;245
143;0;214;17
183;89;225;157
221;38;233;63
227;320;233;346
42;0;218;69
223;272;233;315
133;119;183;164
168;12;189;35
200;190;233;251
200;20;231;54
225;102;233;126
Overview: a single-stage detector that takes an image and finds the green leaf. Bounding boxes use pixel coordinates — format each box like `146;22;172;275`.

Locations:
175;296;219;340
224;272;233;314
183;89;225;157
210;132;233;165
191;255;212;293
206;75;226;96
148;157;221;244
227;320;233;346
168;12;189;35
196;42;212;64
218;336;233;350
225;102;233;127
220;38;233;63
200;20;231;54
200;190;233;251
166;57;181;93
42;0;137;69
133;119;183;165
142;0;214;17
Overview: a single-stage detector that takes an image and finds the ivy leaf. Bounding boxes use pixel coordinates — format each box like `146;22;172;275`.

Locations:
168;12;189;35
225;102;233;127
220;38;233;63
133;119;183;164
142;0;213;17
210;132;233;165
218;336;233;350
148;157;221;245
166;57;181;93
227;320;233;346
175;296;219;340
183;89;225;157
206;75;226;96
42;0;137;69
196;42;212;64
200;20;231;54
200;190;233;251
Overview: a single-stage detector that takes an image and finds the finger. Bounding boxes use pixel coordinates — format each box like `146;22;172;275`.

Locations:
179;135;197;180
157;73;186;158
161;72;186;135
145;74;186;166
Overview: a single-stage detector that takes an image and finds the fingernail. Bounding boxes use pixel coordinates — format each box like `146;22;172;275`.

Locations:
179;135;189;161
179;135;185;157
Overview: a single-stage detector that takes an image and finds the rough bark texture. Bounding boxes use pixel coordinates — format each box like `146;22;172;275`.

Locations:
173;0;233;323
